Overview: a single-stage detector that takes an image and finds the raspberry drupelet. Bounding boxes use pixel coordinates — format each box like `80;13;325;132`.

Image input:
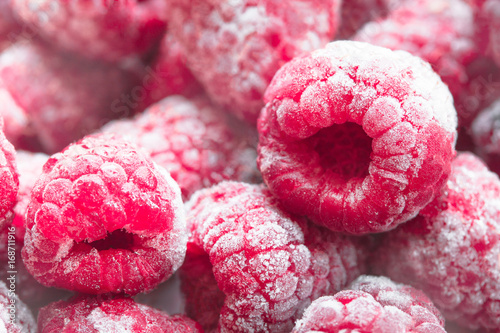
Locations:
0;117;19;230
103;95;260;200
182;181;368;332
0;280;36;333
167;0;342;123
22;133;187;295
292;275;446;333
38;295;203;333
372;153;500;330
10;0;168;62
257;41;457;235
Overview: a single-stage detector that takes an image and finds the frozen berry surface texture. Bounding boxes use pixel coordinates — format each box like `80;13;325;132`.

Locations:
257;41;457;235
38;294;203;333
22;133;187;295
182;181;368;332
292;275;446;333
373;153;500;330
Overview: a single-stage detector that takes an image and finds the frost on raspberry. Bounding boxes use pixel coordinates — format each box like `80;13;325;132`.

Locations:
182;181;368;332
354;0;479;127
167;0;342;123
10;0;168;62
372;153;500;330
103;95;260;200
0;117;19;230
257;41;457;234
0;42;137;153
0;280;36;333
38;295;203;333
22;133;187;295
292;275;446;333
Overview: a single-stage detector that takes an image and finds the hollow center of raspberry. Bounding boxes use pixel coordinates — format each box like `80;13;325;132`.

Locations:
309;122;372;180
87;229;135;251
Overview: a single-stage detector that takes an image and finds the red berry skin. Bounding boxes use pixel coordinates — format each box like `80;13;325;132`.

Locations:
0;117;19;230
38;295;203;333
0;42;138;153
182;181;368;332
103;95;260;200
167;0;342;124
0;280;36;333
257;41;457;235
10;0;168;62
293;275;446;333
22;133;187;295
373;153;500;330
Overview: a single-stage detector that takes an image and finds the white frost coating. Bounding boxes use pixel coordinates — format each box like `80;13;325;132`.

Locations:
87;308;136;333
0;281;36;333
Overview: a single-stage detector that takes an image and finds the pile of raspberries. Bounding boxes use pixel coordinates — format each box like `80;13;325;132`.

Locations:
1;0;500;332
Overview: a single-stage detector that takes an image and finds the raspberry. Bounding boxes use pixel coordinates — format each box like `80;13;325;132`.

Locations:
168;0;342;123
22;133;187;295
372;153;500;330
337;0;392;39
103;95;260;199
479;0;500;67
292;275;446;333
354;0;479;127
0;0;19;51
10;0;168;62
12;150;49;240
0;42;137;153
38;295;203;333
183;181;368;332
0;280;36;333
471;98;500;175
257;41;457;234
0;117;19;230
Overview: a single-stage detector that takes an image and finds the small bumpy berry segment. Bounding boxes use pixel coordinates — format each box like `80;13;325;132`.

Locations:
373;153;500;330
258;41;457;234
0;42;136;153
183;181;368;332
471;98;500;175
168;0;341;123
0;280;36;333
38;295;203;333
293;275;446;333
103;95;259;200
0;117;19;230
10;0;167;62
22;133;186;295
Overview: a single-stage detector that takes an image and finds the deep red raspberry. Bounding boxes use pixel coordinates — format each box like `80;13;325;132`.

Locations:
38;295;203;333
257;41;457;234
103;95;260;199
293;275;446;333
0;280;36;333
183;181;368;332
372;153;500;330
22;133;187;295
168;0;341;123
471;98;500;175
10;0;167;62
0;117;19;230
0;42;138;153
354;0;479;127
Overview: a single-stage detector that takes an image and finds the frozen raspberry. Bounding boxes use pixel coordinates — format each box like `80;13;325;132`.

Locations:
0;280;36;333
337;0;392;39
0;42;137;153
0;117;19;230
10;0;167;62
0;0;20;51
22;133;187;295
471;99;500;175
38;295;203;333
12;151;48;240
372;153;500;330
168;0;342;123
183;181;368;332
476;0;500;67
354;0;479;126
293;275;446;333
258;41;457;235
103;95;260;200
